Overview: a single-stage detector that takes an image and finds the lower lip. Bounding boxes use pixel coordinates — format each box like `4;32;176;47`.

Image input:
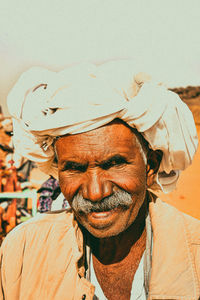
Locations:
88;208;120;219
85;207;127;230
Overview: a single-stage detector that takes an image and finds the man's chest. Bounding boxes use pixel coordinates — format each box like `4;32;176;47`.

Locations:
92;249;145;300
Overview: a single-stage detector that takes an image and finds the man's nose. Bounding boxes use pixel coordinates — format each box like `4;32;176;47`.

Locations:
82;170;113;202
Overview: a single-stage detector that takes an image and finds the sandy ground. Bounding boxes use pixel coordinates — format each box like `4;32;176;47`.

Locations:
158;125;200;220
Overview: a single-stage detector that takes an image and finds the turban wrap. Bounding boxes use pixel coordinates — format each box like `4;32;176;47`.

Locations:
7;61;198;193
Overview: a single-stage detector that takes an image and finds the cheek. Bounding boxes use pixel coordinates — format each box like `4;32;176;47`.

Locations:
109;167;147;194
58;173;82;202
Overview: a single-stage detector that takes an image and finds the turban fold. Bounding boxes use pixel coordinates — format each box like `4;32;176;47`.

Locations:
7;61;198;193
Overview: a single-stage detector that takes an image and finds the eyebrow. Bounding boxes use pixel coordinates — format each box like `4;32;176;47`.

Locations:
61;161;88;172
60;154;130;172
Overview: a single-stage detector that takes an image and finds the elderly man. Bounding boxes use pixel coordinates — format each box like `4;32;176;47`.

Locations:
0;61;199;299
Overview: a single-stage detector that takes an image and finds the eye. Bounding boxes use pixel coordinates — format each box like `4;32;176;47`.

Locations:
101;155;130;170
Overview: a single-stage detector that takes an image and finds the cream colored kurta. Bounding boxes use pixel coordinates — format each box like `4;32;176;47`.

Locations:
0;198;200;300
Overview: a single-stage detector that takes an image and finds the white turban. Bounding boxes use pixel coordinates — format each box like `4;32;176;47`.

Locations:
7;61;198;193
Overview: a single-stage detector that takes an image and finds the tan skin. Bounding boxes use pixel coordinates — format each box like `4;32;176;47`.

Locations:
56;121;160;300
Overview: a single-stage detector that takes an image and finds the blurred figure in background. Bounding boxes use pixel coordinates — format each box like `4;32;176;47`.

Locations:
37;176;69;213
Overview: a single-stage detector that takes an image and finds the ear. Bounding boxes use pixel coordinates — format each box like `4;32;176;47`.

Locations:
146;150;163;187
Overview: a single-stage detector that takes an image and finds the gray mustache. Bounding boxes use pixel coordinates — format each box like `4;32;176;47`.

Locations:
71;190;133;214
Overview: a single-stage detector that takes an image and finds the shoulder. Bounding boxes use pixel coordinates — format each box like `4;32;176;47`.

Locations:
181;212;200;245
1;209;75;254
0;209;82;295
149;196;200;245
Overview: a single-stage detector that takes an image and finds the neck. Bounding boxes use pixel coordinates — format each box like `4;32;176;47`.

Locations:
87;198;148;265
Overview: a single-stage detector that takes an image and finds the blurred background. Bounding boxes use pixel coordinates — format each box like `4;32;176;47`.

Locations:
0;0;199;240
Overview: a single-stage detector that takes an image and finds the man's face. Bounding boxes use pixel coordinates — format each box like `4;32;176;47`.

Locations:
56;122;152;238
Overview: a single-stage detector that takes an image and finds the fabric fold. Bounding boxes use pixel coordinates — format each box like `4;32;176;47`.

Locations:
7;61;198;193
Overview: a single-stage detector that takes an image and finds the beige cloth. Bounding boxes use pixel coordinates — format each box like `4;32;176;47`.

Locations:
7;61;198;193
1;197;200;299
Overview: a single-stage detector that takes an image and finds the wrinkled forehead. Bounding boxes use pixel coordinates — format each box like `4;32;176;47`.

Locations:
55;118;148;158
103;118;149;153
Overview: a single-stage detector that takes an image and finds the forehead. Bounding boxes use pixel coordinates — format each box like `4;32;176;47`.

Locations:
55;122;140;160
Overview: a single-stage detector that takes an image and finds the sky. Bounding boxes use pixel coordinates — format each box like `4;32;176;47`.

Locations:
0;0;200;115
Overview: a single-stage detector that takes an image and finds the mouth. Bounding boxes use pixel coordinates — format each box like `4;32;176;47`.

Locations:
84;207;127;230
89;208;117;219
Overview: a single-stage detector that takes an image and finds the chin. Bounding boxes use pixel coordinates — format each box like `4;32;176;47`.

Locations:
81;218;130;239
76;207;131;238
87;227;124;239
